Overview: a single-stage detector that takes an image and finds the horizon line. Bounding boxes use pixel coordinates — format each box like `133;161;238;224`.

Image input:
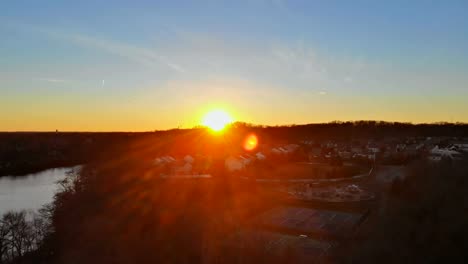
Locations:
1;120;468;133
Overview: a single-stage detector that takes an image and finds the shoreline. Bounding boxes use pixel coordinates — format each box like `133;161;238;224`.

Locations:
0;161;83;178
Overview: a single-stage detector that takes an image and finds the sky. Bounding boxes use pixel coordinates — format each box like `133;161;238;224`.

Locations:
1;0;468;131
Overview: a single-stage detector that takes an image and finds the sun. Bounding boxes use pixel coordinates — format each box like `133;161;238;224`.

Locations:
202;109;233;132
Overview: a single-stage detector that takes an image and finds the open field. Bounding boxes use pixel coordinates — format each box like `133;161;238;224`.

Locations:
245;162;370;181
255;206;363;239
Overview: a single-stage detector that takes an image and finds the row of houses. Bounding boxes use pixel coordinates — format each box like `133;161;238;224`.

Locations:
270;144;300;155
153;155;195;175
304;137;468;163
152;152;269;175
225;152;266;172
151;137;468;176
152;143;301;175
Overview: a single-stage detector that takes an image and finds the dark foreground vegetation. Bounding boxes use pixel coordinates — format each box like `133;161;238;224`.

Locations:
336;157;468;263
1;143;467;263
3;158;285;263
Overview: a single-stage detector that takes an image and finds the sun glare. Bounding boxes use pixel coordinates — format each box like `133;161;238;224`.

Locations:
202;109;233;132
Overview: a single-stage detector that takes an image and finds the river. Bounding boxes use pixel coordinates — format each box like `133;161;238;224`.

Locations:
0;166;81;216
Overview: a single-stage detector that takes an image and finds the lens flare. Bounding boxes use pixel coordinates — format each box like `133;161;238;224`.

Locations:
243;134;258;151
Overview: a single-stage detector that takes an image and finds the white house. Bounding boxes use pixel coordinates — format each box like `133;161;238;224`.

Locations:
153;155;177;166
271;148;282;155
239;155;253;166
225;156;245;172
160;156;175;163
184;155;194;164
284;144;299;152
256;152;266;160
367;147;380;153
429;146;463;161
153;157;163;165
277;147;288;154
338;151;352;159
454;143;468;152
178;162;193;174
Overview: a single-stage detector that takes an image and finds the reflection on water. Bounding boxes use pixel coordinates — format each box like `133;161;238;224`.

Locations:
0;166;81;215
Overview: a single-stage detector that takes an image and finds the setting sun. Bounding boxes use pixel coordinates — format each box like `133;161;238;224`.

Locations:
201;109;233;131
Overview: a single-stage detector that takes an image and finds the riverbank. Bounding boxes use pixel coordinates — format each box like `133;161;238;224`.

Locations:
0;160;83;178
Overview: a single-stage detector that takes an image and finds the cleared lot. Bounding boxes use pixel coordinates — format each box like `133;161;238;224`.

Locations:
231;229;333;263
256;206;363;238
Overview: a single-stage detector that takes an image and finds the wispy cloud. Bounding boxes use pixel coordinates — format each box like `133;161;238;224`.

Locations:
37;78;67;83
23;23;185;74
62;32;185;73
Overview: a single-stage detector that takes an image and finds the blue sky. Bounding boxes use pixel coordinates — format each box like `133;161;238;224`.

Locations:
1;0;468;131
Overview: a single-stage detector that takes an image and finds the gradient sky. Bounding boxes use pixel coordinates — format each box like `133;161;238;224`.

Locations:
1;0;468;131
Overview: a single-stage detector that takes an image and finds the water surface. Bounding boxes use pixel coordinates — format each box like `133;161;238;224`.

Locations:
0;166;80;215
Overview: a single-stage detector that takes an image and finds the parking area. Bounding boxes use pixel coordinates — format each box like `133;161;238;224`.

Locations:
256;206;362;237
232;229;333;262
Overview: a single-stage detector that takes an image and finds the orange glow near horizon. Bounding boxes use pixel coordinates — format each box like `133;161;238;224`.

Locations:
201;109;233;132
243;134;258;151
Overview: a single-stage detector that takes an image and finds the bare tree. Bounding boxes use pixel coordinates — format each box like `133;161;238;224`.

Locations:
0;208;52;263
2;211;29;259
0;218;11;264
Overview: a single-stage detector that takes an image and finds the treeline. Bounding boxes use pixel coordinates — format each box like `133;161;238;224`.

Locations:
0;132;145;176
230;121;468;141
2;121;468;176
